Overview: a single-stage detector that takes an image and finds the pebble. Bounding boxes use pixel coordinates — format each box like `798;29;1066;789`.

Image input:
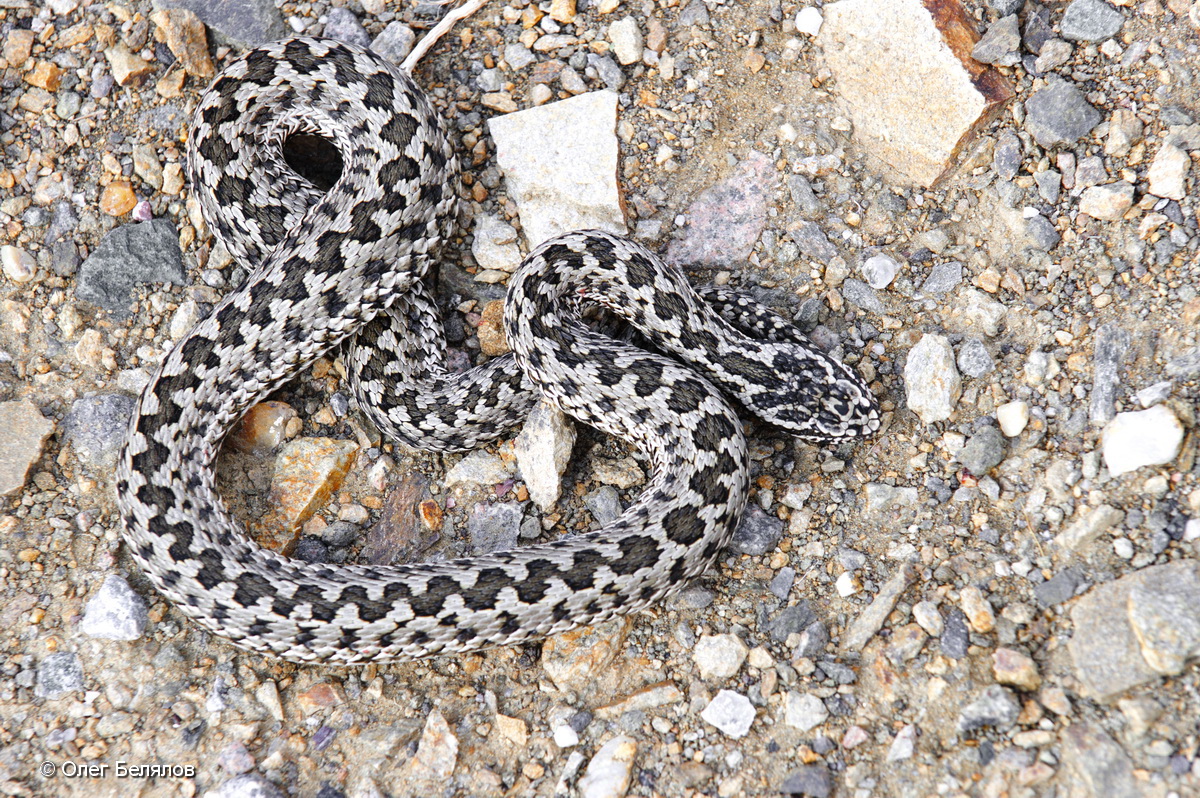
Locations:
0;399;55;497
972;14;1021;66
60;393;135;471
228;401;298;454
1090;323;1130;424
1035;566;1084;606
996;400;1030;436
1147;143;1190;200
217;742;255;776
784;692;829;731
919;260;962;294
160;0;287;49
1128;561;1200;676
904;334;961;424
578;735;637;798
323;7;371;47
1079;181;1135;220
667;151;773;267
607;17;642;65
957;685;1020;733
542;617;630;692
912;601;944;637
80;575;148;640
1061;724;1138;798
779;765;832;797
693;633;748;680
489;91;626;247
75;219;185;313
729;504;784;555
1;245;36;283
468;502;523;554
1025;214;1061;251
1057;504;1124;551
583;486;623;524
700;690;756;738
1059;0;1125;42
472;214;522;272
841;564;917;652
398;710;458;788
955;426;1005;474
1102;405;1184;476
767;601;817;642
959;586;996;633
941;607;970;659
36;652;83;699
514;402;576;511
992;647;1041;691
886;724;918;761
956;337;995;378
861;254;900;289
371;22;416;64
795;7;823;35
444;450;513;488
1023;78;1100;148
261;438;359;544
150;8;215;78
817;0;1014;186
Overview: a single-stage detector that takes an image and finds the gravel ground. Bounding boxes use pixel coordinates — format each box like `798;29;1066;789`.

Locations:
0;0;1199;797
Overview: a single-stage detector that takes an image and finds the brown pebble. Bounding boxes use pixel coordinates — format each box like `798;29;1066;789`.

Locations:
296;683;342;714
104;44;153;86
25;61;65;91
418;499;443;531
150;8;215;78
100;181;137;216
477;300;510;356
228;401;299;454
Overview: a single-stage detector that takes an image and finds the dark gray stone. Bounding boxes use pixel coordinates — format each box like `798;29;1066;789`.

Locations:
1035;566;1084;606
787;175;822;218
957;337;996;378
789;221;839;263
919;261;963;294
992;131;1022;180
323;7;371;47
768;601;817;642
1090;323;1130;425
941;608;969;659
1023;5;1054;53
841;279;887;315
780;765;831;797
793;621;830;658
36;652;83;699
61;393;137;471
1060;0;1124;42
957;426;1006;473
152;0;287;49
1035;169;1062;203
817;660;856;684
730;504;784;555
51;240;81;276
1025;213;1061;251
677;0;710;27
588;54;624;90
75;219;185;314
957;685;1020;733
371;22;416;64
769;566;796;600
1023;78;1101;148
44;201;78;244
972;15;1021;66
468;503;522;555
583;485;623;525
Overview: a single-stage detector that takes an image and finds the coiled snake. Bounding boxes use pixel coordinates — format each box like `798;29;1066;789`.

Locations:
115;38;880;664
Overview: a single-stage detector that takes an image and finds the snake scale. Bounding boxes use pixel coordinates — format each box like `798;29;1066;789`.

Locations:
115;37;880;665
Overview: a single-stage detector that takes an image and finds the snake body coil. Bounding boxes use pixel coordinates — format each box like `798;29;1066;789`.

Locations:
115;38;880;665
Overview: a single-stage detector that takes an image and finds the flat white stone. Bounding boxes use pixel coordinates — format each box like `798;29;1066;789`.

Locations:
488;91;627;248
795;6;824;35
1102;405;1184;476
1147;143;1190;200
996;400;1030;436
904;334;961;424
700;690;756;738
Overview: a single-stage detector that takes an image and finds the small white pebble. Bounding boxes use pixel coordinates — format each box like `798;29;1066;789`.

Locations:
554;724;579;748
1;245;36;284
795;6;823;35
835;571;859;597
996;400;1030;436
1113;538;1134;559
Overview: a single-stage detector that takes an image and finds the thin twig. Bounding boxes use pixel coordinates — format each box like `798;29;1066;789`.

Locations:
401;0;489;73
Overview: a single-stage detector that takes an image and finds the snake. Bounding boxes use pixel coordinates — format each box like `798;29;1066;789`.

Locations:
114;37;881;665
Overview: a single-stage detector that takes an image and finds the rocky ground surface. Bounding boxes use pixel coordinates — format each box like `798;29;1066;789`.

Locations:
0;0;1198;796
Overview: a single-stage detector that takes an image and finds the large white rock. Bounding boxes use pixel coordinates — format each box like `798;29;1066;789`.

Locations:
1102;405;1184;476
488;91;627;248
514;401;576;511
904;334;961;424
